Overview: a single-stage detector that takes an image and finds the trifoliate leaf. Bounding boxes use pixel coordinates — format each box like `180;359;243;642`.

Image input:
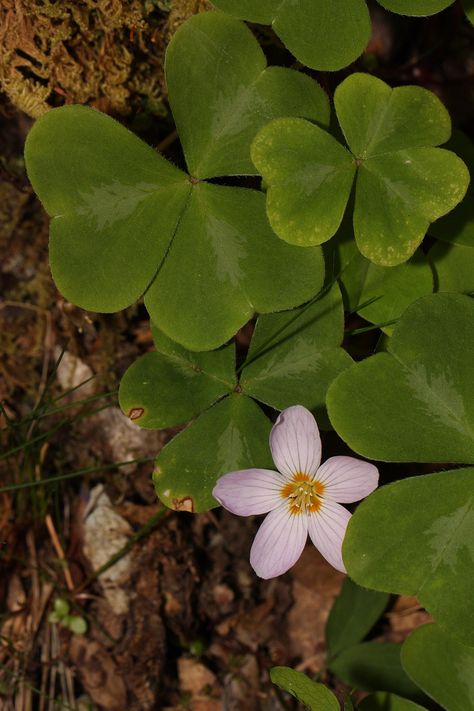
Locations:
252;73;469;267
24;13;328;351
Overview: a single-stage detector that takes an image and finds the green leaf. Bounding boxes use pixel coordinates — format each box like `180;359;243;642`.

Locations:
326;225;433;334
270;667;340;711
153;394;272;513
429;131;474;246
335;74;467;265
254;74;469;266
24;105;191;314
118;331;235;429
240;284;352;426
212;0;371;71
167;12;329;178
378;0;454;15
144;185;325;350
67;616;88;635
354;253;433;335
359;692;427;711
251;118;355;247
401;624;474;711
335;75;451;156
343;469;474;646
53;598;70;618
464;0;474;24
327;294;474;463
329;643;423;702
25;13;328;352
429;241;474;295
326;578;389;659
353;147;467;265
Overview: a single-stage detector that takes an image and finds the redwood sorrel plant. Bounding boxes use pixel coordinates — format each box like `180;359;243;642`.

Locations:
24;2;474;708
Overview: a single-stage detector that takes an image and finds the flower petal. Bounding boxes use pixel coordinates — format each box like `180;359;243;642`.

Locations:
317;456;379;503
269;405;321;478
212;469;284;516
308;499;351;573
250;503;308;579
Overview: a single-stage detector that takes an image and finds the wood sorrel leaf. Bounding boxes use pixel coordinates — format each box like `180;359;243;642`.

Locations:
253;73;469;266
464;0;474;24
144;186;325;351
326;578;390;659
270;667;340;711
25;13;327;351
329;642;423;702
428;131;474;246
401;624;474;710
153;394;272;513
326;223;433;334
166;11;330;179
343;469;474;646
359;692;428;711
118;327;236;429
240;284;352;427
327;294;474;463
251;118;356;246
429;241;474;294
212;0;371;71
378;0;454;15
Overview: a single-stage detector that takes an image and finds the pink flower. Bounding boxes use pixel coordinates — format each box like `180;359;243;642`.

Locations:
212;405;378;579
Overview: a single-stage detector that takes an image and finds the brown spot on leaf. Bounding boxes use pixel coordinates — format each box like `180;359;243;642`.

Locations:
128;407;144;421
172;497;194;512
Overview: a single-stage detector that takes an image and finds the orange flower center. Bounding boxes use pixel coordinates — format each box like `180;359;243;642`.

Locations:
280;472;325;515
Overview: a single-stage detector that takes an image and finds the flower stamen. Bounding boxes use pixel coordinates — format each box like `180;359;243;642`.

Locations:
281;472;325;515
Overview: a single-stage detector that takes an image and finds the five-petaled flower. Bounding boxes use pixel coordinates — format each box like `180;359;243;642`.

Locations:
212;405;378;579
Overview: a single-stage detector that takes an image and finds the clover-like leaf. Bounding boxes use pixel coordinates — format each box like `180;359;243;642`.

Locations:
464;0;474;24
120;286;353;511
153;394;272;513
429;241;474;295
378;0;454;15
25;12;328;352
429;131;474;246
240;284;353;426
327;294;474;463
326;222;433;334
343;469;474;646
329;643;423;702
118;327;236;429
270;667;340;711
401;624;474;710
326;578;390;659
212;0;371;72
252;73;470;266
359;693;427;711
